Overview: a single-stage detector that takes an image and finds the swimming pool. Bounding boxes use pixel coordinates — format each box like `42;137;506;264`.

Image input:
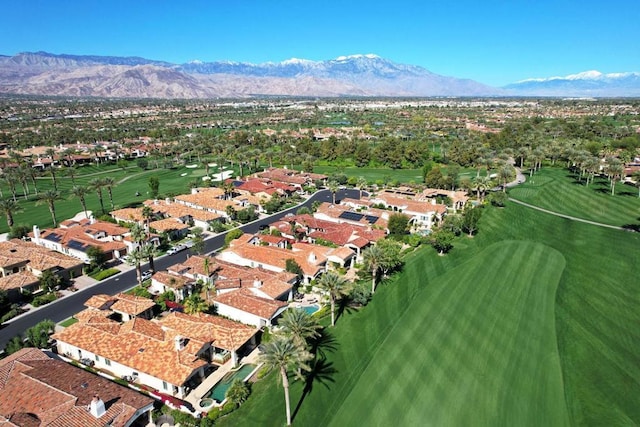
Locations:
301;304;320;315
205;364;257;403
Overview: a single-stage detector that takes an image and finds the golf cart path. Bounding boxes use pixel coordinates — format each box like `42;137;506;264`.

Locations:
508;198;625;231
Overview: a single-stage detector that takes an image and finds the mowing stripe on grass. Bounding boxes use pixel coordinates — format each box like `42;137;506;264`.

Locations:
330;241;569;427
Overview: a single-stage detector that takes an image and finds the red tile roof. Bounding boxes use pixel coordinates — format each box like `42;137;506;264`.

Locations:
0;348;153;427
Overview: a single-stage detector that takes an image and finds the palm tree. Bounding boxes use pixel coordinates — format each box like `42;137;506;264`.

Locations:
259;335;312;426
183;294;208;314
497;165;514;192
472;175;491;202
607;162;625;195
44;148;58;190
70;185;90;219
0;198;22;229
37;190;61;227
89;178;106;214
362;245;384;294
327;180;339;205
356;176;368;198
278;308;322;349
317;271;349;327
102;176;116;210
141;205;154;230
141;242;157;274
64;165;78;185
125;246;146;285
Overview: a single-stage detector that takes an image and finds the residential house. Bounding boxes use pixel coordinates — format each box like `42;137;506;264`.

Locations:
148;271;196;302
0;239;83;302
0;347;154;427
53;311;257;397
32;218;130;263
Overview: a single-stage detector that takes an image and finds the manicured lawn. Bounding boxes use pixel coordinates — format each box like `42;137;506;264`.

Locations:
313;166;424;184
0;163;236;233
218;191;640;426
509;167;640;228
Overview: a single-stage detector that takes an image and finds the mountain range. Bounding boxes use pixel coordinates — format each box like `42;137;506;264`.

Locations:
0;51;637;98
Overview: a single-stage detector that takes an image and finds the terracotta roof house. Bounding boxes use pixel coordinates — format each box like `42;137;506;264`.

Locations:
167;254;218;286
0;239;84;302
53;311;258;398
418;188;469;212
368;192;448;230
217;234;328;284
53;316;203;399
148;271;196;302
148;218;190;240
32;218;130;264
110;293;156;321
144;198;223;230
214;259;296;300
214;288;288;328
313;202;389;229
254;167;327;189
0;348;154;427
159;311;258;366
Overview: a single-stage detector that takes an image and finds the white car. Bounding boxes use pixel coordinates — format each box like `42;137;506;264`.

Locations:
141;270;153;281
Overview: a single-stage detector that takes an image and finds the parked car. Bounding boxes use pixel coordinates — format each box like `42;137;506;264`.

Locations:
141;270;153;281
166;244;186;255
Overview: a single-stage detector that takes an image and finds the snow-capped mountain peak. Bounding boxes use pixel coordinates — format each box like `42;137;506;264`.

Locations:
334;53;380;61
505;69;640;96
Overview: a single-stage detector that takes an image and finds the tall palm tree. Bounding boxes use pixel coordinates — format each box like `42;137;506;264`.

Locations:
357;176;368;199
141;242;157;274
102;177;116;210
317;271;349;327
125;246;146;285
44;148;58;190
259;335;312;426
89;178;106;214
278;308;322;349
70;185;90;219
327;180;339;205
0;198;22;229
37;190;61;227
362;245;384;294
497;165;514;192
141;205;154;230
607;162;625;196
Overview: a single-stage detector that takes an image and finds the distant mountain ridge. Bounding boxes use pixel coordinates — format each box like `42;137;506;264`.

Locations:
0;51;638;98
503;70;640;97
0;51;498;98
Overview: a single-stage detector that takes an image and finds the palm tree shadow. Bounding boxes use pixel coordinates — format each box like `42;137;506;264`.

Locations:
292;357;337;420
336;298;357;324
309;328;338;359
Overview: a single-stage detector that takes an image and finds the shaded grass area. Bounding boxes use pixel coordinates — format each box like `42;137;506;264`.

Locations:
218;198;640;426
509;167;640;227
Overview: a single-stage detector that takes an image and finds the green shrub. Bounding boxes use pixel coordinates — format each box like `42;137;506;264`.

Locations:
90;268;120;281
0;307;22;323
32;293;57;307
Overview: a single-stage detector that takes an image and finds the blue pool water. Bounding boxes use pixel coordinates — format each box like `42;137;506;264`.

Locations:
206;364;257;403
301;304;320;315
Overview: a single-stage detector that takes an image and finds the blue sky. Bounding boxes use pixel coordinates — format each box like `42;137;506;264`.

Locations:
1;0;638;86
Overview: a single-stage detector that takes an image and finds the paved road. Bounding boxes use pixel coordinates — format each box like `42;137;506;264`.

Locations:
0;188;360;349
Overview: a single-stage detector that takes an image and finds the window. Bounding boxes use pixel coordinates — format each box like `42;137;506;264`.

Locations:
105;359;111;366
95;355;100;362
162;381;168;390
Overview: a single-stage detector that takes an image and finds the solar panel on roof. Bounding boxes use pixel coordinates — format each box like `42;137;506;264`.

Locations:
67;239;88;252
338;211;364;222
364;215;379;224
45;233;62;242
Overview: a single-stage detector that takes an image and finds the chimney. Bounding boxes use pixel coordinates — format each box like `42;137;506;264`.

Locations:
253;277;262;288
165;197;170;205
32;225;41;244
89;395;106;418
89;215;96;224
174;335;184;351
308;252;316;263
